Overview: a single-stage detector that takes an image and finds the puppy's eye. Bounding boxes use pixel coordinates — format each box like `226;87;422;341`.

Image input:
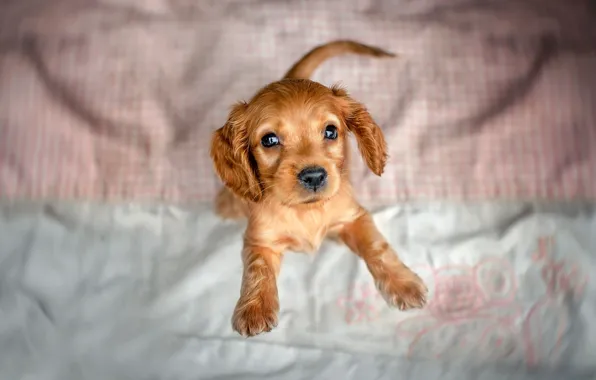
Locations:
261;132;280;148
324;125;338;140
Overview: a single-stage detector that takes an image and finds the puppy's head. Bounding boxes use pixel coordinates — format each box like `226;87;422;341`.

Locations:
210;79;387;206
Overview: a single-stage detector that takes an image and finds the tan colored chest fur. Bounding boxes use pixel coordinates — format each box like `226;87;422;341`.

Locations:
247;194;362;254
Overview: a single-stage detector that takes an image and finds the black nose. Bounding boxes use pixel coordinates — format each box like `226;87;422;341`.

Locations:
297;166;327;191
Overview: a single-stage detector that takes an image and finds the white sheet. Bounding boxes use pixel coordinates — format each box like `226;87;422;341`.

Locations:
0;201;595;379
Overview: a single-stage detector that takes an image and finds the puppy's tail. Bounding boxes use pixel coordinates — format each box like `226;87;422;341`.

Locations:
283;40;396;80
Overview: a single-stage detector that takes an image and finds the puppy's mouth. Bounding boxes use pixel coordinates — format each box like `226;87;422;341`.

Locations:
300;194;333;205
302;198;321;204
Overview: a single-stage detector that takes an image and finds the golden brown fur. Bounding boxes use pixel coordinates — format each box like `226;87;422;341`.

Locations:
210;40;427;337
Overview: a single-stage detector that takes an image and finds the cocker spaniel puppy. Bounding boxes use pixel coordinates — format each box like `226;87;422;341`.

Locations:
210;40;427;337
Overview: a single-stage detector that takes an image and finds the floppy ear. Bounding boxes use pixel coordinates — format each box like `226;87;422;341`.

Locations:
332;86;388;176
210;102;263;202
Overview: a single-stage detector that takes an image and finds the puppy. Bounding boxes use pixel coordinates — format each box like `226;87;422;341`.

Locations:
210;40;427;337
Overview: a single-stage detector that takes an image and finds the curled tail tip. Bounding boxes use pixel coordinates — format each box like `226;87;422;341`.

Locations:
377;49;398;58
368;46;397;58
346;41;397;58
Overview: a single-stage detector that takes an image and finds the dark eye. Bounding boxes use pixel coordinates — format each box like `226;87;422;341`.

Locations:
324;125;338;140
261;132;280;148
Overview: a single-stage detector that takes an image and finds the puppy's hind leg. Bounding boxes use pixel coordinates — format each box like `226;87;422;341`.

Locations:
215;187;249;220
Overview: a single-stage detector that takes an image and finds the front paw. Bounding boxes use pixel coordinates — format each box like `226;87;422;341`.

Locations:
232;293;279;337
376;265;428;310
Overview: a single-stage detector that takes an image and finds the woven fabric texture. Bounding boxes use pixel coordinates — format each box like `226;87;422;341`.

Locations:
1;0;595;204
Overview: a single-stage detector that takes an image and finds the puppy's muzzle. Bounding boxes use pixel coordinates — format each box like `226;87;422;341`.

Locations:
297;166;327;192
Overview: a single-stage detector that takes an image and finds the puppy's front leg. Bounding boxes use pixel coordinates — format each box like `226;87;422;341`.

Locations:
232;244;281;337
340;211;427;310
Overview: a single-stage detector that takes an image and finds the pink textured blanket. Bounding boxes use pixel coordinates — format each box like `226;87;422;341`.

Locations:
1;0;595;204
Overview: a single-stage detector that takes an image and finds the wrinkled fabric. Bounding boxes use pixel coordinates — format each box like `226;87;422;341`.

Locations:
0;201;594;379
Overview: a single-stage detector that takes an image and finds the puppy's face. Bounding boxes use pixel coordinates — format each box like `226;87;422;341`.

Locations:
210;79;387;205
250;89;347;205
